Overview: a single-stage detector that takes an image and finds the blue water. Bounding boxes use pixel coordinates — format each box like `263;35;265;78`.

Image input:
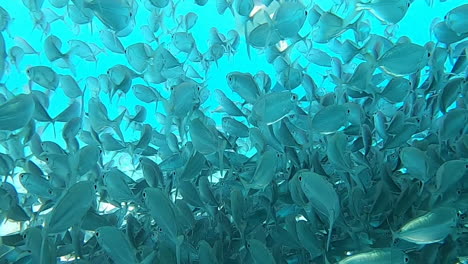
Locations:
0;0;467;263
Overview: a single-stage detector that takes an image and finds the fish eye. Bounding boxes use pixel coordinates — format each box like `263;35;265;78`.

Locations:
246;243;251;248
304;10;308;16
45;157;49;162
228;76;232;82
298;176;302;182
465;164;468;169
427;52;431;57
48;189;53;194
404;257;409;263
407;2;410;7
347;109;351;114
94;184;98;190
95;232;99;237
457;189;462;195
159;227;163;232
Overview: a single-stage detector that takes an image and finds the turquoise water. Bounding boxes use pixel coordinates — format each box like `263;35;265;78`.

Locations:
0;0;467;263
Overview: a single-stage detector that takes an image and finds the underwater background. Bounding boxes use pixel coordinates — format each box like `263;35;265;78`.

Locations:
0;0;467;263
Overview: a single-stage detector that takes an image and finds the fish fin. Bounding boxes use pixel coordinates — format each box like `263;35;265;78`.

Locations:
244;21;251;60
385;217;398;247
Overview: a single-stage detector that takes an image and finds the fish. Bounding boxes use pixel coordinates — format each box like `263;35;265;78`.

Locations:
213;89;245;117
43;35;74;70
356;0;411;24
311;104;348;134
59;75;83;99
338;249;409;264
371;42;430;76
83;0;135;33
311;11;360;43
0;94;35;131
99;29;125;54
87;97;126;142
124;42;154;72
248;22;282;49
394;207;458;244
0;7;10;32
95;226;138;264
298;170;340;251
445;4;468;35
26;66;59;90
46;181;95;234
242;149;278;189
399;147;430;182
433;21;468;45
249;91;297;125
226;71;260;104
273;1;308;39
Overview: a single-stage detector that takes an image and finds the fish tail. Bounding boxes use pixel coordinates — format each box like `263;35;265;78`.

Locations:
216;0;233;15
125;117;133;131
112;109;126;142
65;49;76;71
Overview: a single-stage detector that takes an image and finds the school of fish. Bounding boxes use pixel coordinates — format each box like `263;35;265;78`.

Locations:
0;0;467;263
